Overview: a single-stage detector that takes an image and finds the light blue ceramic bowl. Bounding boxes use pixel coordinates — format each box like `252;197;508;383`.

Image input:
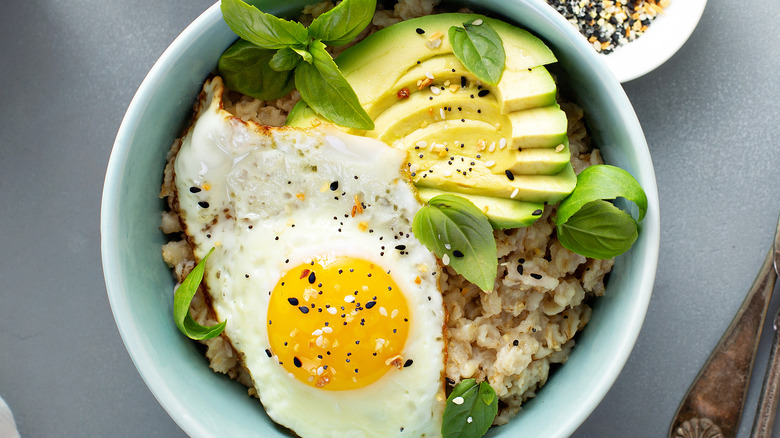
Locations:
101;1;660;436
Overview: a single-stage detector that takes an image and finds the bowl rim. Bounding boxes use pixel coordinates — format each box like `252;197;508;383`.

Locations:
101;1;660;437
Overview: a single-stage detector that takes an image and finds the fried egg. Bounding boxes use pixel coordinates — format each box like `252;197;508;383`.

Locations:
173;77;446;437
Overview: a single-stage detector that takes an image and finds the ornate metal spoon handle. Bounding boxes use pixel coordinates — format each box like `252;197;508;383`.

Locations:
751;309;780;438
750;215;780;438
669;250;778;438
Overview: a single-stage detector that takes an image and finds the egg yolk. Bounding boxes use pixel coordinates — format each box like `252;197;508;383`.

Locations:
266;256;411;391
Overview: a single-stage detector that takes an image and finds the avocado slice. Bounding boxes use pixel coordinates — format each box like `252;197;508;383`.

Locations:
416;160;577;203
334;13;557;110
416;187;545;229
394;120;570;176
508;104;568;149
363;56;557;117
371;87;502;143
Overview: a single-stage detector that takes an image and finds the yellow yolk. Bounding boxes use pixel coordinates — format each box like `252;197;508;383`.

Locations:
267;257;411;391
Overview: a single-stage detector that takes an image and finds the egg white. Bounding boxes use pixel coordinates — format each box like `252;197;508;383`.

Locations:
173;77;446;437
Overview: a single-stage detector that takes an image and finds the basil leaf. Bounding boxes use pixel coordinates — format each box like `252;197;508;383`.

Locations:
294;40;374;130
221;0;308;50
412;194;497;291
308;0;376;46
557;200;638;259
555;164;647;225
269;47;305;72
218;39;294;100
448;20;505;86
442;379;498;438
173;248;227;340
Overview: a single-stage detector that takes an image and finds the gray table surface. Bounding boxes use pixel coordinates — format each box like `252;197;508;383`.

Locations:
1;0;779;437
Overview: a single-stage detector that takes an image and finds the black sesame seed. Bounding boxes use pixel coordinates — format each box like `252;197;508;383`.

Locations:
330;181;339;191
365;301;376;309
293;357;302;368
265;349;272;357
478;89;490;97
532;209;543;216
416;27;425;34
189;187;201;193
403;359;413;367
460;76;466;87
298;306;309;314
287;297;299;306
513;340;519;346
453;250;464;258
308;271;316;284
198;201;209;208
505;170;515;181
530;273;542;280
517;264;524;275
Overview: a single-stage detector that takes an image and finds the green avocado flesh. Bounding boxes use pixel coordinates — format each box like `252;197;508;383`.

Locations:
286;13;574;226
415;162;577;204
416;187;545;229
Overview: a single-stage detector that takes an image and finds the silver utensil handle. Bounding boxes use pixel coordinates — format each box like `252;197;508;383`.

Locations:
669;250;777;438
751;321;780;438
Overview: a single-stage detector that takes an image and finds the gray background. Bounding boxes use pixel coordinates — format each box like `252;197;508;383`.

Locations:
1;0;778;437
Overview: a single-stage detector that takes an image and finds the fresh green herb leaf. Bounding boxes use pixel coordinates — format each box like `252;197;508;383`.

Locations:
173;248;226;340
555;164;647;225
308;0;376;46
412;194;497;291
221;0;308;50
556;200;638;259
448;20;505;86
218;39;294;100
442;379;498;438
294;40;374;130
269;47;306;72
290;46;313;63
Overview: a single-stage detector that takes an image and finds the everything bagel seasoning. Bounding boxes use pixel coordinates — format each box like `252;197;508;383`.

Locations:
547;0;669;54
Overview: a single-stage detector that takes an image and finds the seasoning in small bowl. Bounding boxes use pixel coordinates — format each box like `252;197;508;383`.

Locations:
547;0;669;54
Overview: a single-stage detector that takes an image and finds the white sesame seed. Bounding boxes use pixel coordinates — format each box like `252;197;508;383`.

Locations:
442;169;452;177
472;19;483;25
555;144;565;152
442;254;450;265
327;307;337;315
467;417;473;423
312;329;323;336
344;295;355;303
323;326;333;333
440;108;446;119
485;160;496;167
416;141;427;148
379;307;388;316
425;71;434;80
430;86;441;95
488;142;496;152
315;335;323;347
426;38;442;49
499;138;507;149
510;188;519;199
391;309;399;318
444;243;451;250
317;366;324;375
453;396;464;405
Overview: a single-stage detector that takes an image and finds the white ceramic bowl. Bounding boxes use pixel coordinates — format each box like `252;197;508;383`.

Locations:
600;0;708;82
101;1;660;436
